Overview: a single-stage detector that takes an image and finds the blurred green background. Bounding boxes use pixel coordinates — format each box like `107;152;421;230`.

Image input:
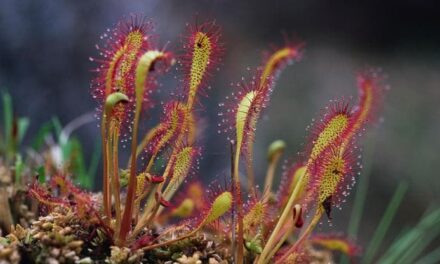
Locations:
1;0;439;258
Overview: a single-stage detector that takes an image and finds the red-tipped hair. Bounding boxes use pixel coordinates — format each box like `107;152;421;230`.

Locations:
352;68;387;129
305;140;359;217
218;75;268;151
145;101;188;157
304;99;354;162
259;41;304;95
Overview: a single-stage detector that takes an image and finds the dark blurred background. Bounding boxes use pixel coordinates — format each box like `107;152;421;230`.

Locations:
1;0;439;254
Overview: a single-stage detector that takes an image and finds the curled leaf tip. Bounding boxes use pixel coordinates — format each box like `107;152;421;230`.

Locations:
267;139;286;162
104;92;129;115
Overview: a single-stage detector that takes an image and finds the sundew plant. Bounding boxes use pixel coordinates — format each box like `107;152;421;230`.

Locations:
2;14;438;264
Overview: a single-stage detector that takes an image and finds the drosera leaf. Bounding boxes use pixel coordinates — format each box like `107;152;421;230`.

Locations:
138;191;233;252
120;50;174;245
104;92;130;116
233;88;263;263
306;101;352;162
162;145;200;202
259;44;303;93
243;198;268;236
235;90;258;155
310;234;360;257
183;21;222;110
311;142;358;216
276;162;307;210
264;139;286;194
202;191;233;225
93;15;153;97
143;101;187;173
342;69;387;150
170;198;195;218
299;100;356;210
134;50;173;109
260;100;355;263
267;139;286;163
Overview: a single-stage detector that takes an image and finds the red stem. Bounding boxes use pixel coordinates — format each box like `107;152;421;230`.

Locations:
118;109;141;245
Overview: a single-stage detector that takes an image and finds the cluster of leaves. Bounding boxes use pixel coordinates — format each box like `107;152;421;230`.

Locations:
84;14;379;262
3;14;438;264
219;43;387;262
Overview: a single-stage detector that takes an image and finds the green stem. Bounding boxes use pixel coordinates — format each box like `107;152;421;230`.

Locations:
119;51;166;245
233;143;245;264
276;207;323;264
263;151;282;195
100;116;111;224
102;92;129;227
258;170;306;263
118;107;141;245
130;155;175;240
265;220;295;263
111;130;122;232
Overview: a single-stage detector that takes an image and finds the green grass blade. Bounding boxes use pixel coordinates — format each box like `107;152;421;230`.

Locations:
2;92;12;142
415;247;440;264
387;209;440;264
17;117;29;144
362;181;408;264
399;226;440;264
379;227;422;263
31;121;54;150
51;117;63;143
36;166;46;184
87;140;101;189
2;92;13;157
374;209;440;263
63;137;90;188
